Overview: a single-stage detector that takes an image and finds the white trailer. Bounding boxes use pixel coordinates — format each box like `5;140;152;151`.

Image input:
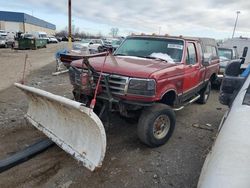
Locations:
221;37;250;64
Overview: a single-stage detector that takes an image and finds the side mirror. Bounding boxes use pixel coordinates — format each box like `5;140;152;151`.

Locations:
89;42;93;45
242;47;248;58
203;53;212;66
240;47;248;64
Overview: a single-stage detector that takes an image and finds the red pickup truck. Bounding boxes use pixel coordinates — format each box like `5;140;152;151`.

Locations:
69;35;220;147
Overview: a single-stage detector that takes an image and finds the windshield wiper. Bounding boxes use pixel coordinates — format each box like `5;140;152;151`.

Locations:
114;53;126;56
113;54;167;62
143;56;168;62
130;55;157;59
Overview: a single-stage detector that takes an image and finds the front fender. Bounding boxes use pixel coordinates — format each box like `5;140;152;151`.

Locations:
157;83;178;100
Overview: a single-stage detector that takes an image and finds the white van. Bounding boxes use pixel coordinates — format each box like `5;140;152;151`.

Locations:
32;31;49;42
222;37;250;64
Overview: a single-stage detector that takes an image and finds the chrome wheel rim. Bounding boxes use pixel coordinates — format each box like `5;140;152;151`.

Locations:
153;115;170;139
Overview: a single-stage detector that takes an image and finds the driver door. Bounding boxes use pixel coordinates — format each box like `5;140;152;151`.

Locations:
183;42;201;94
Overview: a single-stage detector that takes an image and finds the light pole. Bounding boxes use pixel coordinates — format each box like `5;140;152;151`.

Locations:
68;0;72;48
232;11;240;38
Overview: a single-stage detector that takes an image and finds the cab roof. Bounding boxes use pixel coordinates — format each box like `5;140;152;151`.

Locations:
127;34;216;44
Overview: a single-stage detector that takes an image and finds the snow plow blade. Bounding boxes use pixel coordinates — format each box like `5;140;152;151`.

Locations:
14;83;106;171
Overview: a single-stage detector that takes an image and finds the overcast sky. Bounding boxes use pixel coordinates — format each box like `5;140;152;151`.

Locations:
1;0;250;39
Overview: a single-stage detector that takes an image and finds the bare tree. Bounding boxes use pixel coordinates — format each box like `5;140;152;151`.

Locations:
97;31;103;38
75;27;80;35
56;27;107;39
55;29;67;37
110;28;119;37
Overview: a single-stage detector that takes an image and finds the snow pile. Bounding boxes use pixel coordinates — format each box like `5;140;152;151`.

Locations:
150;53;175;64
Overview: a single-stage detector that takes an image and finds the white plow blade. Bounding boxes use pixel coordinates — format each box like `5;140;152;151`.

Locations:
15;83;106;171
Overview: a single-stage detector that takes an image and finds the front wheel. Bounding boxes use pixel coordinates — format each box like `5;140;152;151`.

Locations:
137;104;176;147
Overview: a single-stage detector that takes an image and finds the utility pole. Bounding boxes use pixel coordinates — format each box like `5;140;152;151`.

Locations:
68;0;72;48
232;11;240;38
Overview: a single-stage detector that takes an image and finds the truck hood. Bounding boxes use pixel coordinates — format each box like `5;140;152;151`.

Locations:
71;55;177;78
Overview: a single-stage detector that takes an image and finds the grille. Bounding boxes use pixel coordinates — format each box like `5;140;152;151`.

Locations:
93;73;129;95
69;67;129;96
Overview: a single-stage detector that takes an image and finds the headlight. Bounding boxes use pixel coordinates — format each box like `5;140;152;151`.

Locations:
127;79;156;96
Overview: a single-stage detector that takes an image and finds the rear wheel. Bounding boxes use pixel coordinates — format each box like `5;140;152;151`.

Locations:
197;81;211;104
137;104;175;147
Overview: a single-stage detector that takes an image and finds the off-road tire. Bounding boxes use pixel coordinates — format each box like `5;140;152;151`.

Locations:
137;103;176;147
197;81;211;104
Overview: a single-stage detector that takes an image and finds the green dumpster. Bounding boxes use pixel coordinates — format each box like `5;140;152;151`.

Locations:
18;38;47;50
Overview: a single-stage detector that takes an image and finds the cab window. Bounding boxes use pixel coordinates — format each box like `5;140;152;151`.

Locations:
186;43;197;65
205;45;218;60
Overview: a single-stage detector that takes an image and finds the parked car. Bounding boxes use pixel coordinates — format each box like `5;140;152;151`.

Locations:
6;31;15;47
0;36;7;48
69;35;220;147
111;39;123;51
48;36;58;43
56;37;62;42
61;36;75;42
23;33;35;39
32;31;49;42
98;38;123;52
74;38;82;42
0;33;15;48
14;34;220;171
81;38;104;53
0;30;7;37
61;36;69;41
215;47;239;84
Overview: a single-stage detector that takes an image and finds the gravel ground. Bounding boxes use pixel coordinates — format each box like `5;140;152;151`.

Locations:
0;44;227;188
0;42;67;91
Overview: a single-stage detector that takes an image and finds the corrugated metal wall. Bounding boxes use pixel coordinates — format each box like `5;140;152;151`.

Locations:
0;11;24;22
24;14;56;30
0;11;56;30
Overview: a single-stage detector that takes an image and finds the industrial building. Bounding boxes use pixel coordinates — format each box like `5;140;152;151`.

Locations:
0;11;56;35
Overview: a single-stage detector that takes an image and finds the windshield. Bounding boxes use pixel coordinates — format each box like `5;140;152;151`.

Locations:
114;37;184;62
218;48;233;60
39;34;47;38
112;40;122;46
24;34;34;38
81;39;91;43
73;43;86;50
91;39;102;44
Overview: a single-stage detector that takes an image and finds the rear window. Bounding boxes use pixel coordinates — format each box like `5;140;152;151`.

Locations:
205;45;218;59
39;34;47;38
